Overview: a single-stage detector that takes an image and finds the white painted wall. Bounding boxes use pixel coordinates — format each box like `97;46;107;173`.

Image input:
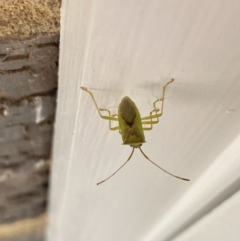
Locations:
48;0;240;240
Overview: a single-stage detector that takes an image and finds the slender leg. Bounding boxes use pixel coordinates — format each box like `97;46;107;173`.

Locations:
142;109;160;131
113;114;121;134
141;79;174;131
81;87;119;123
99;108;119;131
111;113;121;133
141;99;161;130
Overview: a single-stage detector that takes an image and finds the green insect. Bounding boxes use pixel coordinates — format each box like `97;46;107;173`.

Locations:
81;79;190;185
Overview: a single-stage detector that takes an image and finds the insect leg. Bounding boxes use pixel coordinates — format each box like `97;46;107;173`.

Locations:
81;87;119;123
99;108;120;131
110;113;122;134
141;109;160;131
141;78;174;130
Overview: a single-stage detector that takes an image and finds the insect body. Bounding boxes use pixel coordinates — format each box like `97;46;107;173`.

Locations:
81;79;190;185
119;96;145;147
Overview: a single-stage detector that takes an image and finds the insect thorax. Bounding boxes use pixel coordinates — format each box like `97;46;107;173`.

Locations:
118;96;145;146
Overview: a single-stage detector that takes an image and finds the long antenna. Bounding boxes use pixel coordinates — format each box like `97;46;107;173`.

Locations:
139;147;190;181
97;148;135;185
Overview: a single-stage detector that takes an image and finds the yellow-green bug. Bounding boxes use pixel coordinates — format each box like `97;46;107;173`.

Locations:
81;79;190;185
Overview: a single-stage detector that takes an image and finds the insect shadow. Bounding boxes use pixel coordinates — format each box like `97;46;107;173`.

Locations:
81;79;190;185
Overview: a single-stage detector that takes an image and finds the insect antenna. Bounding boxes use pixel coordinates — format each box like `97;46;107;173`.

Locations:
139;147;190;181
97;148;135;185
